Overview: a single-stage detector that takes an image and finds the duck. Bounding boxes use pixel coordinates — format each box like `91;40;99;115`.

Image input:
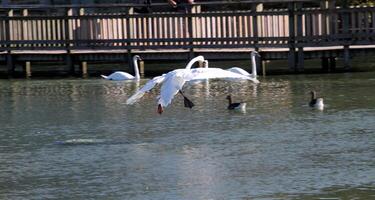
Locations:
309;91;324;110
226;95;246;111
101;55;142;81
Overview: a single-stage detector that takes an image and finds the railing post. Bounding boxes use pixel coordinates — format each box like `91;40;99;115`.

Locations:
296;2;304;72
65;8;74;75
288;2;296;72
188;4;195;59
252;3;263;74
6;9;14;76
127;7;134;73
22;9;29;47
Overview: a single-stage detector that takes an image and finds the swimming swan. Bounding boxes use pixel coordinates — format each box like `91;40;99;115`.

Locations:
101;55;142;80
309;91;324;110
226;51;260;79
126;56;259;114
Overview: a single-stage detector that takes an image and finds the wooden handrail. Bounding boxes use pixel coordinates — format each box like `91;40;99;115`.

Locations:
1;3;375;52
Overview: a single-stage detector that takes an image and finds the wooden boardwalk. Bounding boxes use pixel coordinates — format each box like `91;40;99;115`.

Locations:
1;1;375;76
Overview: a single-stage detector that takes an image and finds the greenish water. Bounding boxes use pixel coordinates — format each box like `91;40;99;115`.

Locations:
0;72;374;199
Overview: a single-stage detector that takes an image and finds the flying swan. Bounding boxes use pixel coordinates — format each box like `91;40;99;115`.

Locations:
101;55;142;81
126;56;259;114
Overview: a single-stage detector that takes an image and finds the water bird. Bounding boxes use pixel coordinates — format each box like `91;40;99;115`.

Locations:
226;95;246;111
309;91;324;110
101;55;142;80
126;55;206;107
226;51;260;79
126;56;259;114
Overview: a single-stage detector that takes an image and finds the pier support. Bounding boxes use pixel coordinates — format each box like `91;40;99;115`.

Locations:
139;60;145;77
262;60;267;77
127;52;133;73
343;46;351;70
66;54;75;75
25;61;32;78
6;54;14;77
330;57;336;71
81;61;88;78
322;57;329;72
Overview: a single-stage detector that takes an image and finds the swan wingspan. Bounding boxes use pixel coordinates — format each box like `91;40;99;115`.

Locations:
126;55;260;113
189;68;258;83
226;67;251;76
126;75;166;104
156;68;257;109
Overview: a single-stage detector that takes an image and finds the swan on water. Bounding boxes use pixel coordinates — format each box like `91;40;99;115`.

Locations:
126;56;259;114
226;95;246;111
101;55;142;81
226;51;260;79
309;91;324;110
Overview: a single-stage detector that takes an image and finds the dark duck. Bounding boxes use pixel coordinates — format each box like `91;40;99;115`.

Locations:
226;95;246;111
309;91;324;110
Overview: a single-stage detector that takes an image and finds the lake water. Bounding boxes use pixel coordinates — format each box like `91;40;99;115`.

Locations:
0;72;374;199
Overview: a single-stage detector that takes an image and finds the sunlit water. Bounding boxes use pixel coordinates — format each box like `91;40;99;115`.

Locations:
0;72;374;199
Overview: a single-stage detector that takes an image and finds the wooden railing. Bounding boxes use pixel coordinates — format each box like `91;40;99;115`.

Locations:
1;2;375;51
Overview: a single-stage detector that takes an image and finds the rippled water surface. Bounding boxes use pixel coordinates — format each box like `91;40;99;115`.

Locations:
0;72;374;199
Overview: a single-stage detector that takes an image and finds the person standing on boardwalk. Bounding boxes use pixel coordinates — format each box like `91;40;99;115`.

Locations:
167;0;194;13
167;0;194;39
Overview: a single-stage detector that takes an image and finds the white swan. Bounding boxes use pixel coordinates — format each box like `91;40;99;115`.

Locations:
309;91;324;110
226;51;260;79
126;55;205;104
126;56;258;114
101;55;142;80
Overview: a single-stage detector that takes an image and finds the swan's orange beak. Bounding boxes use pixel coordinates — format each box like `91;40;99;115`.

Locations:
157;104;163;114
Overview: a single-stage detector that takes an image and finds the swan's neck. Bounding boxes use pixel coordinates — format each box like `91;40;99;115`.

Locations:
251;54;257;78
186;56;204;69
311;92;316;100
133;57;140;80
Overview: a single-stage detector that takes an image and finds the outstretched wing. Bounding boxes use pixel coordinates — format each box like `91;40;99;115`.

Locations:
189;68;259;83
226;67;251;76
126;75;166;104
